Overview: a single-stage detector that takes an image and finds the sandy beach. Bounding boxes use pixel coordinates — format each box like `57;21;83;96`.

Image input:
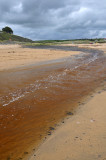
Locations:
63;43;106;54
0;44;80;71
0;0;106;159
0;44;106;160
0;43;106;71
30;90;106;160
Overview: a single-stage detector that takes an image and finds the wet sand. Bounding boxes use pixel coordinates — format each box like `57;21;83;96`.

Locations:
0;44;80;71
0;44;106;160
30;90;106;160
62;43;106;54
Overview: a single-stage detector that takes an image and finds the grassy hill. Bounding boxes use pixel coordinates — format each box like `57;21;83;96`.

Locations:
0;31;105;45
0;32;33;42
34;38;106;44
23;38;106;47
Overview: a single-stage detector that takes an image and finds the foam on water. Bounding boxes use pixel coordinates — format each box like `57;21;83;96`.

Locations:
0;51;103;107
0;49;106;160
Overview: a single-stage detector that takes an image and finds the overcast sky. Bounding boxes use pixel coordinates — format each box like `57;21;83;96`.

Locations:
0;0;106;40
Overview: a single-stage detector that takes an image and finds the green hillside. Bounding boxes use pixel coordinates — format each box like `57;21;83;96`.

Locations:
0;31;33;42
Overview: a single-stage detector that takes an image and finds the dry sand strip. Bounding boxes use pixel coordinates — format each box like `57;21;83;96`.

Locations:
63;43;106;54
0;44;80;71
30;91;106;160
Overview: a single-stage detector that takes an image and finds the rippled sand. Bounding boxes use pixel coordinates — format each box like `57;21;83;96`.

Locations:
0;44;106;160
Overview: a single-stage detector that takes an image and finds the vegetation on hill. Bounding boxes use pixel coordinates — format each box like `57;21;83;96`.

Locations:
34;38;106;44
23;38;106;47
2;26;13;34
0;32;33;42
0;30;105;45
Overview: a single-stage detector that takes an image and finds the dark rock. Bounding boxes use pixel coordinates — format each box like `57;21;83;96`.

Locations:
48;132;51;135
24;152;28;154
98;155;101;158
98;91;101;94
49;127;55;130
66;112;73;116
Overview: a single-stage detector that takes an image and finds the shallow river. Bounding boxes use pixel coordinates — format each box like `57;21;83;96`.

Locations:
0;46;106;160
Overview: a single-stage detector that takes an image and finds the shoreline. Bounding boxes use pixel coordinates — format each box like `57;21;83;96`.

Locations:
0;43;105;72
0;44;81;71
0;44;106;160
30;87;106;160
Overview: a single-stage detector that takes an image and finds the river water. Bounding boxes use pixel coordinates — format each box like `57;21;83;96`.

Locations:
0;46;106;160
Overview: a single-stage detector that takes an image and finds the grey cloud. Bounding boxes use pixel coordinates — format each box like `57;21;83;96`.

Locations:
0;0;106;40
